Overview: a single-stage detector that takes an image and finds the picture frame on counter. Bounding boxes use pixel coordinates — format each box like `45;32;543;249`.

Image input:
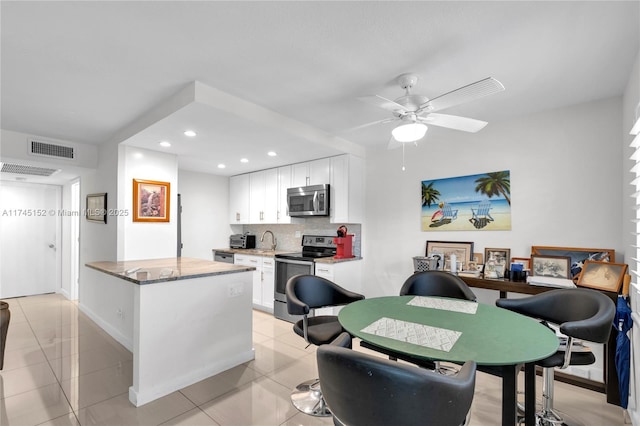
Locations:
484;248;510;279
86;193;107;224
531;246;614;280
133;179;170;223
576;260;628;293
425;241;474;268
531;254;571;279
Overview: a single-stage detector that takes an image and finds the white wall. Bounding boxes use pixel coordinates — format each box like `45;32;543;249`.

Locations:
362;96;623;297
119;146;178;260
178;170;231;260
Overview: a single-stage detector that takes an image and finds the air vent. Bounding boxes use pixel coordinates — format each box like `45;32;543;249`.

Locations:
1;163;60;177
29;139;75;160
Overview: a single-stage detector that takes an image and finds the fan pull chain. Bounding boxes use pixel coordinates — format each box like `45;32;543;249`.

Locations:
402;143;406;171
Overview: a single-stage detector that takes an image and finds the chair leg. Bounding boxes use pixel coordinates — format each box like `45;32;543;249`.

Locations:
537;367;564;425
290;378;332;417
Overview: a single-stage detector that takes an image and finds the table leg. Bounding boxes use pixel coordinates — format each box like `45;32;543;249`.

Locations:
502;365;517;426
524;363;536;426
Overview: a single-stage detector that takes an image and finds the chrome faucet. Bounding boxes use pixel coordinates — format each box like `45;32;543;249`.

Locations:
260;230;277;251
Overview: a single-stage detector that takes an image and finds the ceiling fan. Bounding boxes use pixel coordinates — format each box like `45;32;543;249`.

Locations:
355;73;505;149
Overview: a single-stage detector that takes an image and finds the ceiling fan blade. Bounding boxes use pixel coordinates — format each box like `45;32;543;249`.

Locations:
419;113;488;133
358;95;408;114
418;77;504;113
419;113;488;132
346;117;399;133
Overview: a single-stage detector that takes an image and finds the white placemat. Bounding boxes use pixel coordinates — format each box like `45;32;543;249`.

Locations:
407;296;478;314
360;317;461;352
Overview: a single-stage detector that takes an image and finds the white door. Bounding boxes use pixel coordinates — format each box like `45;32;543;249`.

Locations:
0;181;60;298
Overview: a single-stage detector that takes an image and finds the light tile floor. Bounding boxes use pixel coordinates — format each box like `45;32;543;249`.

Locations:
0;293;626;425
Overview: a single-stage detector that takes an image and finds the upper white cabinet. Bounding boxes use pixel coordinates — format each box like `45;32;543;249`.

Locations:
229;154;363;224
249;168;278;223
330;154;364;224
291;158;331;187
229;174;250;224
277;165;292;223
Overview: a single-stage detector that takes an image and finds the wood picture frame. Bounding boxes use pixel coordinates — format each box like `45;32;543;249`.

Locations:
511;257;531;271
531;254;571;279
484;248;510;278
425;241;474;268
133;179;170;222
86;193;107;224
576;260;628;293
531;246;615;280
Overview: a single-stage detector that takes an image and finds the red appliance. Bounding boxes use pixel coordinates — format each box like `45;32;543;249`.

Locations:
333;234;354;259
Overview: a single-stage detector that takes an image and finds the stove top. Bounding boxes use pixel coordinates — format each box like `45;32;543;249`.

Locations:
275;235;337;261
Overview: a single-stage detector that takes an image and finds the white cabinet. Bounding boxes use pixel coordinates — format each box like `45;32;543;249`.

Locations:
234;254;275;312
330;154;364;224
315;260;363;315
291;158;331;187
229;174;250;224
277;165;292;223
249;169;278;223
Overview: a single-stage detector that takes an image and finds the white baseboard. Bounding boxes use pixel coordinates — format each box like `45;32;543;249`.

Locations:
78;302;133;352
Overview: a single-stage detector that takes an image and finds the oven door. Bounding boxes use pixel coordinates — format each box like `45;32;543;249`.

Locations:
274;258;315;322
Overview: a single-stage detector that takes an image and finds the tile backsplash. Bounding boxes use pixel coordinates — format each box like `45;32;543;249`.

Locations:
239;218;361;256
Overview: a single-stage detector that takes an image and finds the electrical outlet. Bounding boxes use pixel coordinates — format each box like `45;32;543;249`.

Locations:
228;282;243;297
116;308;124;319
295;230;301;238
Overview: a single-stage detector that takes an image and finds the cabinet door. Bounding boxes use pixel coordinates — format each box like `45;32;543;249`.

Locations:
263;168;279;223
308;158;331;185
330;154;364;223
235;254;262;305
249;169;278;223
261;257;275;310
229;174;250;224
314;264;334;281
291;162;309;187
277;166;292;223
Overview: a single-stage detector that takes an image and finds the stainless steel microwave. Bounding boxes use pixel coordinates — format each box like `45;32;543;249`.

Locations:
287;184;330;217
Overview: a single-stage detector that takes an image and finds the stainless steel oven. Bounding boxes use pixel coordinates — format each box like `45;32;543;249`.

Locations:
273;235;337;322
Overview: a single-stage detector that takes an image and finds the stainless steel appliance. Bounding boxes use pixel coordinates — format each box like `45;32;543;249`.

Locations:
287;184;330;217
213;250;234;263
274;235;337;322
229;233;256;249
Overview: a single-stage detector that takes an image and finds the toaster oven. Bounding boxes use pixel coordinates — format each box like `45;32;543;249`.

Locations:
229;234;256;249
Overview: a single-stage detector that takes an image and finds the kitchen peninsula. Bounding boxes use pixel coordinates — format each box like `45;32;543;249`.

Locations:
84;257;255;407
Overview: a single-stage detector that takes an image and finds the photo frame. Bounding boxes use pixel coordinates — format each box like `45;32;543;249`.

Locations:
531;246;615;280
86;193;107;224
577;260;628;293
425;241;474;269
511;257;531;271
531;255;571;279
484;248;510;278
133;179;170;222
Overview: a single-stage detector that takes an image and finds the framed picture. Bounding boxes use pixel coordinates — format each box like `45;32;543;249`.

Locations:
133;179;170;222
86;193;107;224
531;246;614;280
577;260;628;293
425;241;474;269
511;257;531;271
473;252;484;264
531;255;571;278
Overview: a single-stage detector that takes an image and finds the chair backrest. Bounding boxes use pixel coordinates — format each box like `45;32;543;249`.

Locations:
317;344;476;426
286;274;365;316
442;203;453;215
478;200;491;214
400;270;477;301
496;288;615;343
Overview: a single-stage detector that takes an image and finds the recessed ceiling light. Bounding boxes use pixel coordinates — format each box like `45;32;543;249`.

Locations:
217;164;226;169
184;130;196;137
240;158;249;163
159;141;171;148
267;151;277;157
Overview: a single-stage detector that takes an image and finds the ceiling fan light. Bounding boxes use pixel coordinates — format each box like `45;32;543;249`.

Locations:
392;122;428;142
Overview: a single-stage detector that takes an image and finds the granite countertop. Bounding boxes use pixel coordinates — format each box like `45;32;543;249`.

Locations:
86;257;255;285
213;248;362;263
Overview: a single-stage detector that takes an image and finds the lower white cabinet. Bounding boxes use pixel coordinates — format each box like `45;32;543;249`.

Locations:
234;254;274;312
314;260;362;316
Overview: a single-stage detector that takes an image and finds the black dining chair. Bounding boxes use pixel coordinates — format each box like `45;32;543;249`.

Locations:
285;274;364;417
496;288;615;425
317;334;477;426
361;270;477;373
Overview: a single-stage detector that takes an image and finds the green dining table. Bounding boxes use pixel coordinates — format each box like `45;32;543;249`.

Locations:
338;295;559;426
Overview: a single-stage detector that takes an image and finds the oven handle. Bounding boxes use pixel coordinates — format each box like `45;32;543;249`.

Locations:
276;258;314;267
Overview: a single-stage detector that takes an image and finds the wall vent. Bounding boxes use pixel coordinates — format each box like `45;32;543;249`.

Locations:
1;162;61;177
29;139;75;160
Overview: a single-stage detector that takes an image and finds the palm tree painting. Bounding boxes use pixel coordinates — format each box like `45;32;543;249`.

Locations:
421;170;511;231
